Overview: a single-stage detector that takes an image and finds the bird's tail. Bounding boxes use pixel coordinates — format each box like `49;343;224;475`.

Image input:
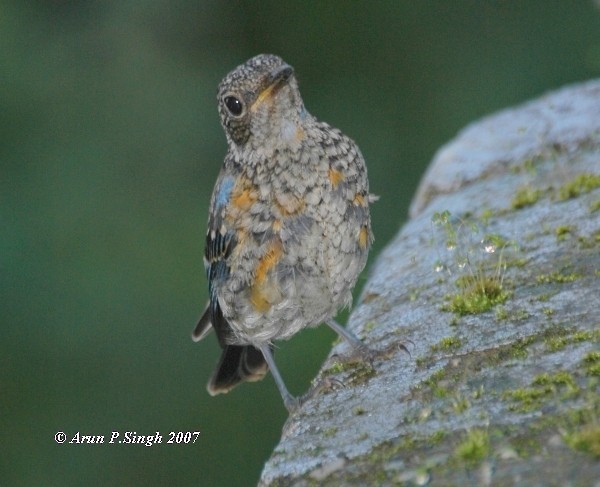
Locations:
207;344;269;395
193;302;269;394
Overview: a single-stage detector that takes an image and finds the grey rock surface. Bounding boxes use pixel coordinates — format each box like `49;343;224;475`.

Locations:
259;80;600;486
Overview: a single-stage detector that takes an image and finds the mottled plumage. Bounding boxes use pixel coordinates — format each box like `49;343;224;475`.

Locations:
192;54;374;411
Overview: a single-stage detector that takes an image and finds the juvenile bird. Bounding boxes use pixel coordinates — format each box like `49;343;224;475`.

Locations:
192;54;374;412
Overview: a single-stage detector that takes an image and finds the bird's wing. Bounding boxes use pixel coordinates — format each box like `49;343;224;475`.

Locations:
192;173;237;346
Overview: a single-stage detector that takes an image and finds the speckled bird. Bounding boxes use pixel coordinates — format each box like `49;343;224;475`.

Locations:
192;54;375;412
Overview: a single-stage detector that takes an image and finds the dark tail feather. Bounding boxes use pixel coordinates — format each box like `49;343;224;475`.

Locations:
194;300;268;394
207;345;269;395
192;303;213;342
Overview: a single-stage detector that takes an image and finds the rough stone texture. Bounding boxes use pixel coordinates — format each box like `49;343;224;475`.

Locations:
259;80;600;486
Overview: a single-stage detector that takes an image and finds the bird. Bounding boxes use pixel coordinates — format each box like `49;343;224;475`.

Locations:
192;54;375;412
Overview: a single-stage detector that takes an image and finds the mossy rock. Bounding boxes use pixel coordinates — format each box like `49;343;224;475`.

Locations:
260;80;600;486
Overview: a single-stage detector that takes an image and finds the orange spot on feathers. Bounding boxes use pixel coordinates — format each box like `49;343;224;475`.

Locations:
353;193;366;206
328;168;344;189
231;188;257;210
358;226;370;250
250;240;283;312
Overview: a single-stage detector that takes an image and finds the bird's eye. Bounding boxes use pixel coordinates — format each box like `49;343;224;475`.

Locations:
224;96;243;116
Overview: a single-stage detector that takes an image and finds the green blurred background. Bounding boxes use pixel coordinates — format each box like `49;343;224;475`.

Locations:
2;1;599;485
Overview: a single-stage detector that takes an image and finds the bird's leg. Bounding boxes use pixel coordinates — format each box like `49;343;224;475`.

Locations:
293;319;376;402
259;344;301;413
325;319;375;364
326;319;412;362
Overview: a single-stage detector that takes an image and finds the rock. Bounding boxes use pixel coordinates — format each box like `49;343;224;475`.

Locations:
259;80;600;486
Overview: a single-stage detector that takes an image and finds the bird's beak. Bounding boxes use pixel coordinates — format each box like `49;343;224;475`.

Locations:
268;64;294;87
251;64;294;112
